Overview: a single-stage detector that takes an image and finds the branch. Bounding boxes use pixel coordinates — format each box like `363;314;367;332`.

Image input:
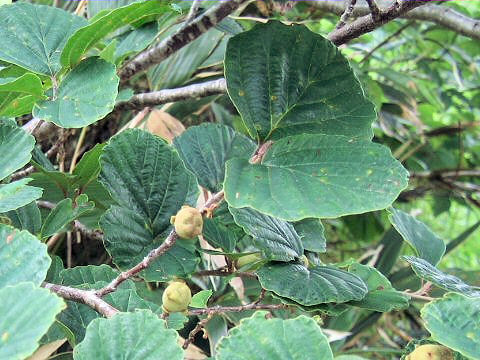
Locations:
119;0;247;81
193;269;257;279
95;231;179;297
115;79;227;111
43;282;119;318
335;0;357;29
96;189;226;297
310;1;480;43
188;303;287;316
412;169;480;179
365;0;381;21
327;0;432;45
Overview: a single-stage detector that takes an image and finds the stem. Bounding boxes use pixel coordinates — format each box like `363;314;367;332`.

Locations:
43;282;119;318
69;126;88;173
188;303;287;316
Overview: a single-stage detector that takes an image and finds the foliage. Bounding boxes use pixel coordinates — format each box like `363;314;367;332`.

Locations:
0;0;479;359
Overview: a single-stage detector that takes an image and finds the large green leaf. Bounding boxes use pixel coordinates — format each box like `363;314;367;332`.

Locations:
0;283;65;360
0;122;35;181
40;195;95;239
4;201;41;234
216;312;333;360
224;20;375;141
0;3;86;76
73;310;183;360
403;256;480;297
173;123;256;193
34;57;119;128
224;134;408;221
0;224;50;288
0;178;43;213
293;218;326;253
256;263;367;305
421;293;480;359
99;129;199;281
347;263;409;312
0;73;45;117
388;207;445;265
229;206;303;261
61;1;170;68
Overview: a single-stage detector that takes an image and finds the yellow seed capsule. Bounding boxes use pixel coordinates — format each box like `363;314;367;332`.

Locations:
162;281;192;313
405;344;453;360
170;205;203;239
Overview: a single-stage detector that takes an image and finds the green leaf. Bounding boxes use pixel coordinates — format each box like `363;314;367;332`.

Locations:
73;310;183;360
114;21;159;63
293;218;326;252
34;57;118;128
403;256;480;297
61;1;170;68
388;207;445;265
0;178;43;213
224;134;408;221
230;206;304;261
72;144;106;189
99;129;199;281
4;201;41;234
347;263;409;312
256;263;367;305
0;283;65;360
190;290;213;309
202;217;238;252
0;3;86;76
421;293;480;359
173;123;256;193
41;196;95;239
0;73;45;117
0;122;35;181
0;224;51;288
216;312;333;360
224;20;375;141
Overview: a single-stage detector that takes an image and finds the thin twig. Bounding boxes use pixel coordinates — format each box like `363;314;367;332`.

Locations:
328;0;431;45
183;313;213;350
10;143;60;181
185;0;201;25
193;269;256;279
365;0;381;21
188;303;287;316
119;0;247;81
69;127;88;173
336;0;357;29
96;189;226;297
43;282;119;318
360;21;413;63
95;231;179;297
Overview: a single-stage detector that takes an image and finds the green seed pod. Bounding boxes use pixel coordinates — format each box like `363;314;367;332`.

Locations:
235;253;263;269
170;205;203;239
162;281;192;313
405;344;453;360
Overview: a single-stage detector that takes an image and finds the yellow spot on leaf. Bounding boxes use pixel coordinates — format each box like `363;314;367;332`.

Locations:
1;332;9;342
238;90;245;97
